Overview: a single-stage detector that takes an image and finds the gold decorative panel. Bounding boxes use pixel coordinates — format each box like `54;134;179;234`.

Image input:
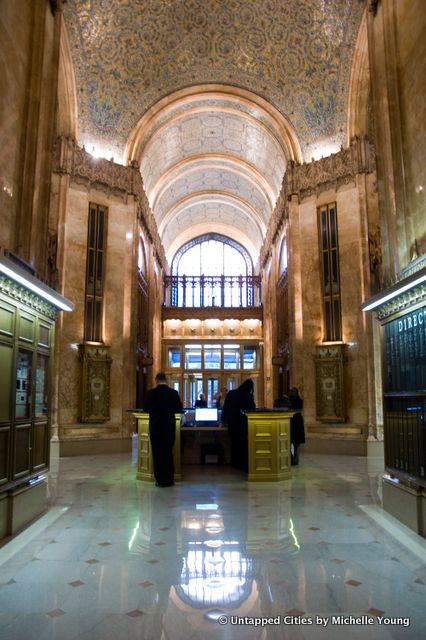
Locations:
78;343;112;423
134;413;181;482
315;344;346;422
246;411;291;481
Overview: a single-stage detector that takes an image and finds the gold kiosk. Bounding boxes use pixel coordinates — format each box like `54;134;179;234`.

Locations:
246;410;292;481
134;409;292;483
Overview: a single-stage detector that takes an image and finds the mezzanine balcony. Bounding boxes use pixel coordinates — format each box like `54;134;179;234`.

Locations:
162;275;262;320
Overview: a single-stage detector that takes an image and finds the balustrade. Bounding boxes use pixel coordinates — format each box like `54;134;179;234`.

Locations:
163;275;261;308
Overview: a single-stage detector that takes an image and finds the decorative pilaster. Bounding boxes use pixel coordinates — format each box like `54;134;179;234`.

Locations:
315;344;346;423
78;343;112;423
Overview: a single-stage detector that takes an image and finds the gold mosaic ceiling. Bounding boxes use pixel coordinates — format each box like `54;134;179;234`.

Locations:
62;0;365;263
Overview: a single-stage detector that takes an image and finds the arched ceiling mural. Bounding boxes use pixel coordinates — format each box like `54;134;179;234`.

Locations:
62;0;365;265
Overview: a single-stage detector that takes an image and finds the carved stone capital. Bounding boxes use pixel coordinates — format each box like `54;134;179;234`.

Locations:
261;136;376;266
53;136;168;270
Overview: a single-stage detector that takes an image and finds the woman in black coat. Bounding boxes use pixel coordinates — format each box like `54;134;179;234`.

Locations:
221;379;256;472
289;387;305;465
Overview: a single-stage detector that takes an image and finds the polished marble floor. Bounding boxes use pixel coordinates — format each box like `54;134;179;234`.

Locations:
0;450;425;640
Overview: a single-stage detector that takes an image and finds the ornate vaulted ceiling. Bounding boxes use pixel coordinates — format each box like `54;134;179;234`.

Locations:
62;0;365;265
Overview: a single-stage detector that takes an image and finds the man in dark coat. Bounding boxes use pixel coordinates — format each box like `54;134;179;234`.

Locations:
221;379;256;472
143;372;183;487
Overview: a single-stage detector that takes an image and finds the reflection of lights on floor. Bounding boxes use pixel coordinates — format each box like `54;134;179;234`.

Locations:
205;577;226;589
205;525;224;534
128;521;140;550
180;576;248;605
196;504;219;510
204;609;227;622
204;539;223;548
289;518;300;550
204;554;225;568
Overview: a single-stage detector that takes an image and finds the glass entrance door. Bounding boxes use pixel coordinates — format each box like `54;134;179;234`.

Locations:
206;377;219;407
183;374;203;408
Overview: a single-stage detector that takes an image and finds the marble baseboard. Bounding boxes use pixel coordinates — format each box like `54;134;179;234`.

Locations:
383;476;425;537
0;492;8;541
1;482;48;543
303;437;367;456
59;437;132;457
367;439;384;458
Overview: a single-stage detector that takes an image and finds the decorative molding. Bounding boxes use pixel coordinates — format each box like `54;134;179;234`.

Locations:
399;254;426;281
376;282;426;321
315;344;346;423
78;343;112;423
260;136;376;266
0;275;57;320
53;136;168;270
368;227;382;293
162;305;263;322
369;259;426;321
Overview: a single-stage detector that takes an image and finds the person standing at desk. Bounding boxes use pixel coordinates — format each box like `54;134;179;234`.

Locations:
143;372;183;487
289;386;305;465
221;379;256;472
194;392;207;407
215;386;228;409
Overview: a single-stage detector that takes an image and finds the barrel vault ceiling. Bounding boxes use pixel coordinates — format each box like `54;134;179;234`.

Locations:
62;0;365;265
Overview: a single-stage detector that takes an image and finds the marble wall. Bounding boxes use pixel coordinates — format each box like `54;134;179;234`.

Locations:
55;182;138;444
368;0;426;276
0;1;59;276
394;0;426;256
0;1;33;250
265;171;378;450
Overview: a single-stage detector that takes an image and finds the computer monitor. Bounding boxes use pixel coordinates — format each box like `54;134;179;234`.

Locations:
195;407;218;423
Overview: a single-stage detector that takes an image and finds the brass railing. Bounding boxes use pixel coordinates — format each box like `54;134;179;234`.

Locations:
163;275;261;308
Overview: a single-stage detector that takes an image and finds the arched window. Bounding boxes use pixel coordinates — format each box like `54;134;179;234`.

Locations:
168;234;257;307
279;236;288;276
138;235;147;275
172;233;252;276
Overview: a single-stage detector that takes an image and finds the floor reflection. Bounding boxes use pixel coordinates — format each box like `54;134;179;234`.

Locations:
0;454;425;640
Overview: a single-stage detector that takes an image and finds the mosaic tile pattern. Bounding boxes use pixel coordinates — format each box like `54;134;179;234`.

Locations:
62;0;364;159
160;198;264;263
136;93;286;257
140;108;286;196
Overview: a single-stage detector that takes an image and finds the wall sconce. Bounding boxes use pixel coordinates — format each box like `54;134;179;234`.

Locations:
169;319;180;335
247;319;257;333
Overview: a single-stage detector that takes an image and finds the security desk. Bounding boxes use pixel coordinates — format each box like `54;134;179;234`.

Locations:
133;410;293;482
180;425;229;465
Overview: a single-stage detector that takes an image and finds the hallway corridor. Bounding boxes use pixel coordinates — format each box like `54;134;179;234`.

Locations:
0;452;425;640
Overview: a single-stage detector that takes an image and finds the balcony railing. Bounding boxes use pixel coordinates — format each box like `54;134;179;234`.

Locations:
163;275;261;308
